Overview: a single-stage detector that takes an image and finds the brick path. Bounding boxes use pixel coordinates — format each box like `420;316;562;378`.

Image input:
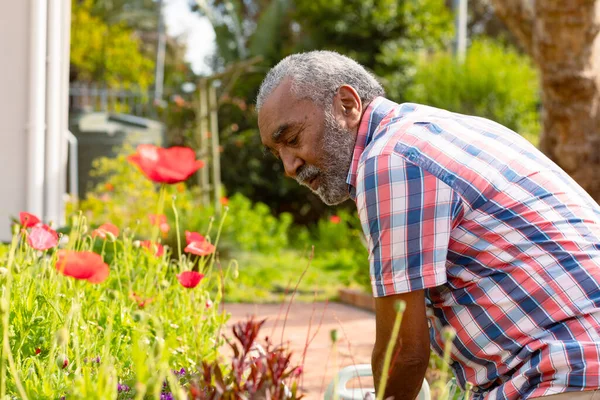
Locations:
224;302;376;399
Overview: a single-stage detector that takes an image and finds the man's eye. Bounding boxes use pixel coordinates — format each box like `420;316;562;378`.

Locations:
287;136;299;146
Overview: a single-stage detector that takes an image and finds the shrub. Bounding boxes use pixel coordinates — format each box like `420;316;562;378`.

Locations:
70;146;293;257
405;38;541;144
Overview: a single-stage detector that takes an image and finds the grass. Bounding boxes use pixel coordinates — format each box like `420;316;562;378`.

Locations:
223;249;363;303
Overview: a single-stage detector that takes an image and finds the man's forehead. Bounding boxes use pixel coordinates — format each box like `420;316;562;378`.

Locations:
258;79;300;140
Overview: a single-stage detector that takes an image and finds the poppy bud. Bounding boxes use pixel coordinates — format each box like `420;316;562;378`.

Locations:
441;326;457;342
107;290;118;300
0;298;9;314
330;329;338;343
232;265;239;280
160;279;170;289
105;232;116;242
0;267;7;276
55;328;69;346
394;300;406;313
81;225;88;234
132;311;145;322
132;240;141;248
33;316;44;323
56;354;69;369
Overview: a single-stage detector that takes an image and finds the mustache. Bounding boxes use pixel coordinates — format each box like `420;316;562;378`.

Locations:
296;164;320;186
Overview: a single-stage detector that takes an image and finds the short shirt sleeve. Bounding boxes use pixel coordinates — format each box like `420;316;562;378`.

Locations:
355;153;463;297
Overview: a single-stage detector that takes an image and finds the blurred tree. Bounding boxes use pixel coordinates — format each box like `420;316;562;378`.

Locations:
70;0;155;88
406;39;540;143
71;0;196;91
491;0;600;199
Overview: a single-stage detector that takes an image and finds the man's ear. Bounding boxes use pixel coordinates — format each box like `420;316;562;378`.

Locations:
334;85;362;130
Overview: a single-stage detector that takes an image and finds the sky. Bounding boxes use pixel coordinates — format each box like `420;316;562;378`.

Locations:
163;0;216;74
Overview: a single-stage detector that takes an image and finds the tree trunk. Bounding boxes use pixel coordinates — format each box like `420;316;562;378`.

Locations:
492;0;600;199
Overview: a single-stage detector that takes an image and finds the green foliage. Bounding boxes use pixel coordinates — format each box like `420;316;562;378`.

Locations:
218;194;293;253
294;0;453;71
0;214;228;399
70;0;155;88
72;146;293;257
405;39;541;144
223;250;346;303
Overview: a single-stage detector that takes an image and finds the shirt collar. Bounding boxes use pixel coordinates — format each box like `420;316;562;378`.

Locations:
346;96;397;199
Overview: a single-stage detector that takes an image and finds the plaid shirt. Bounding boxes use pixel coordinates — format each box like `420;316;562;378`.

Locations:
348;97;600;399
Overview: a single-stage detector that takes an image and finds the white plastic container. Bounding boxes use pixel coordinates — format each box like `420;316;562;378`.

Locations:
324;364;431;400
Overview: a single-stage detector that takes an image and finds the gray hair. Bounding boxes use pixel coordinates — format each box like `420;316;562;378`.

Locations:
256;51;385;112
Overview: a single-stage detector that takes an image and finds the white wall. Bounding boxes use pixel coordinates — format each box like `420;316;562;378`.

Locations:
0;0;71;242
0;1;30;241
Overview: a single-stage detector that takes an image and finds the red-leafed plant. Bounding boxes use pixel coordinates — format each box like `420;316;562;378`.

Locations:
187;317;304;400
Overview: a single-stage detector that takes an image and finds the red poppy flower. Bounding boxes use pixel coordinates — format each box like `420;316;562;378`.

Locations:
185;231;205;245
149;214;170;234
55;250;110;284
35;348;41;355
129;292;154;309
184;240;215;257
329;215;341;224
128;145;204;184
139;240;164;257
177;271;204;288
20;212;40;228
220;197;229;206
91;222;120;239
27;224;59;250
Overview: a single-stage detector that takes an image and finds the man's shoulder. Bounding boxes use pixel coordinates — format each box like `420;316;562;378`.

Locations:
358;102;454;166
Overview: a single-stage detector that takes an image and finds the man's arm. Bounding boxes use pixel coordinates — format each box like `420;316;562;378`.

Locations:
372;290;430;400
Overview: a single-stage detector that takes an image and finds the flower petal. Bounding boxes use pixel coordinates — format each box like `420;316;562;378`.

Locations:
177;271;204;288
91;222;120;239
184;240;215;256
20;212;40;228
55;250;110;284
28;224;59;250
128;145;203;184
140;240;164;257
184;231;205;245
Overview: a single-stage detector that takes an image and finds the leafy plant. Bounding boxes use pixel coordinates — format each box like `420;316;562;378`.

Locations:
189;318;303;399
405;38;541;144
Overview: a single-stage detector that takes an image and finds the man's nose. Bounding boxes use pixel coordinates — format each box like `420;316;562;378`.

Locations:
280;150;303;178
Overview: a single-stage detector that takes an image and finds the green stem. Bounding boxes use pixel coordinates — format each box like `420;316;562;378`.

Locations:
376;301;405;400
438;326;457;400
1;232;29;399
171;196;182;261
464;382;473;400
151;185;167;244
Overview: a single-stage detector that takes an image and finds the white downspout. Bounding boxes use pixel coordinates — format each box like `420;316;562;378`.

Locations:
26;0;48;217
59;0;72;220
45;0;64;225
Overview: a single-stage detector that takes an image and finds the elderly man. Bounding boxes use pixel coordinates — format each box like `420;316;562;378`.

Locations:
256;51;600;400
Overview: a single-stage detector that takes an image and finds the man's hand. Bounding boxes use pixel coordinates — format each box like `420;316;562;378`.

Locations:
372;290;430;400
